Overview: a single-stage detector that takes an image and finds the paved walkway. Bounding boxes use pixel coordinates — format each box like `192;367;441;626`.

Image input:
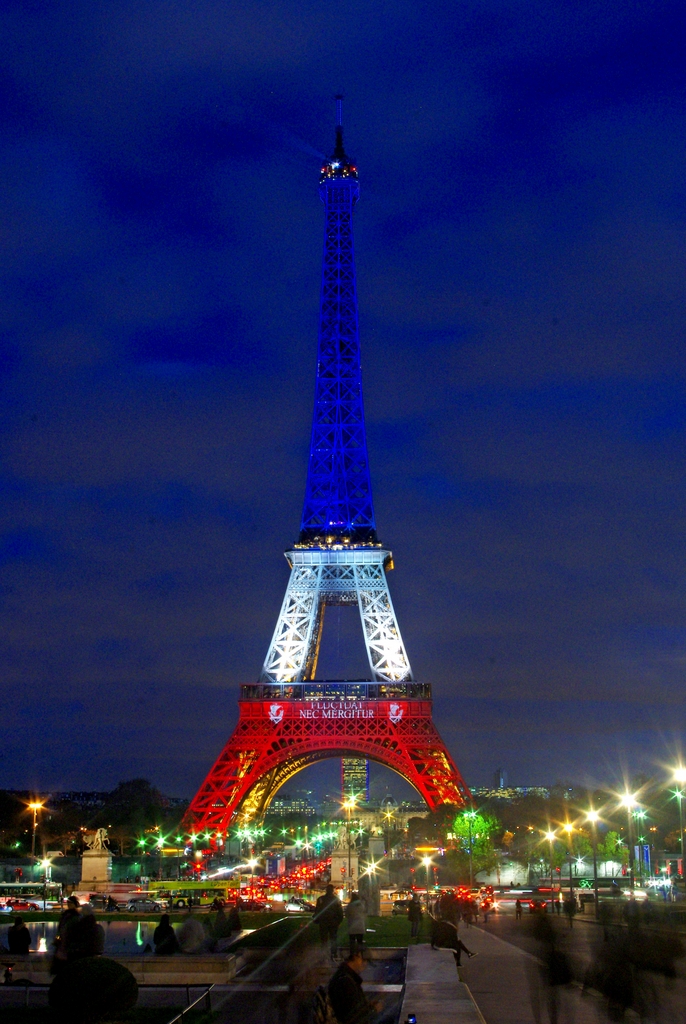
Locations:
456;925;614;1024
401;944;484;1024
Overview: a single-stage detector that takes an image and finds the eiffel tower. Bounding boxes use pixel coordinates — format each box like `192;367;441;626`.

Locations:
186;101;470;834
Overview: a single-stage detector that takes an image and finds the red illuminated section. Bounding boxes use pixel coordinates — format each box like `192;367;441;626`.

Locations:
185;697;470;835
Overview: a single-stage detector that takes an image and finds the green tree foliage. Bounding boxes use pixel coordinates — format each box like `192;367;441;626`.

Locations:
446;811;501;880
596;830;627;866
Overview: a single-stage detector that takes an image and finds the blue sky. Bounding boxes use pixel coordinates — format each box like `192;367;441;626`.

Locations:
0;0;684;797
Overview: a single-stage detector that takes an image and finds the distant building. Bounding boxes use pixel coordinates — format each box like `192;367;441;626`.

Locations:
268;794;318;817
470;785;551;801
341;758;369;803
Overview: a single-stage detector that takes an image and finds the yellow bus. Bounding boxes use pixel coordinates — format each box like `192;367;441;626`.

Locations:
149;880;239;908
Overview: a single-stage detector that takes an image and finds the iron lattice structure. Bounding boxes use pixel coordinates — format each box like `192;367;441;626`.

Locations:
186;104;470;834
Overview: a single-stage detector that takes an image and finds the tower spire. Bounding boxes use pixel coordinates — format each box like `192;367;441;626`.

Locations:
301;97;371;544
333;94;346;163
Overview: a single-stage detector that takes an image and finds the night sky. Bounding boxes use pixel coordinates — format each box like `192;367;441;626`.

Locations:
1;1;685;799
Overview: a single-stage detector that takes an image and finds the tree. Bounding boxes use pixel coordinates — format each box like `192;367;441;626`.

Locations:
446;811;501;880
93;780;166;834
597;830;627;868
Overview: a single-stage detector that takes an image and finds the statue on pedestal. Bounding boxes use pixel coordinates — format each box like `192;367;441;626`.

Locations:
84;828;110;851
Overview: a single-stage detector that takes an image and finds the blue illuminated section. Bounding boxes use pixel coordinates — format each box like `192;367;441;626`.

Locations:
299;111;376;545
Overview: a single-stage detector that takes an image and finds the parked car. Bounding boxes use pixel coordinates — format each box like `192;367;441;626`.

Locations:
126;898;163;913
284;897;316;913
237;898;271;912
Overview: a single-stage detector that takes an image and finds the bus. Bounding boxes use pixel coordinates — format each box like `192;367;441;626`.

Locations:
0;881;63;911
149;879;240;908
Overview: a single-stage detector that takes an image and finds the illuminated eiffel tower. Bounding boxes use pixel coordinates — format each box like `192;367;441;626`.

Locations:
186;101;470;834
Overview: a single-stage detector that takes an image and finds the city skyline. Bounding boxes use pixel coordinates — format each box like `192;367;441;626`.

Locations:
0;1;684;797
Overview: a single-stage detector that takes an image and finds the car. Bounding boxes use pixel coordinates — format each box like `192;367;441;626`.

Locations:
237;898;271;912
4;900;40;912
284;898;316;913
126;898;163;913
391;899;413;916
529;899;548;913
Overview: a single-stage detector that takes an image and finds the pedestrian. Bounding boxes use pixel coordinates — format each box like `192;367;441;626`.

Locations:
177;914;205;953
51;895;81;973
622;894;640;932
227;902;241;933
515;899;523;921
7;916;31;954
328;950;378;1024
407;894;423;940
154;913;179;955
314;883;344;961
69;905;105;961
563;896;575;929
430;919;476;972
345;891;367;957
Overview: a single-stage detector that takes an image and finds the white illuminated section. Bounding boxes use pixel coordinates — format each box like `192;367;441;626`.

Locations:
260;548;413;683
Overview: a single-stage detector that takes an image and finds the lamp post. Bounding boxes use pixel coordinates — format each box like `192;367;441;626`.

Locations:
344;795;357;897
464;810;476;889
587;811;600;920
674;768;686;891
634;811;647;885
545;831;556;911
28;802;44;861
247;857;257;899
563;824;574;901
422;856;433;911
621;794;636;893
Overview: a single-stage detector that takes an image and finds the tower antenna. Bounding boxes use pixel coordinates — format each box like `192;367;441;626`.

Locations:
335;94;343;129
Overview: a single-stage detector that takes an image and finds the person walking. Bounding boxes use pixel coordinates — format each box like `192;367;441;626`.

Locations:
68;906;105;961
515;898;523;921
51;895;81;973
314;883;344;961
407;894;423;941
153;913;179;955
7;916;31;954
227;902;241;933
345;892;367;957
328;950;378;1024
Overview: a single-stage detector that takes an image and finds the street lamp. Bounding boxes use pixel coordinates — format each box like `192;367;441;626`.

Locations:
620;794;637;893
587;811;600;920
344;795;357;896
247;857;258;898
634;811;647;883
544;831;556;911
563;824;575;900
674;768;686;890
464;810;477;889
28;802;44;861
422;855;433;910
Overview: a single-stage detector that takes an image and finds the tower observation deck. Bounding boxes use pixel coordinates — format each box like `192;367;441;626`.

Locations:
185;103;470;830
